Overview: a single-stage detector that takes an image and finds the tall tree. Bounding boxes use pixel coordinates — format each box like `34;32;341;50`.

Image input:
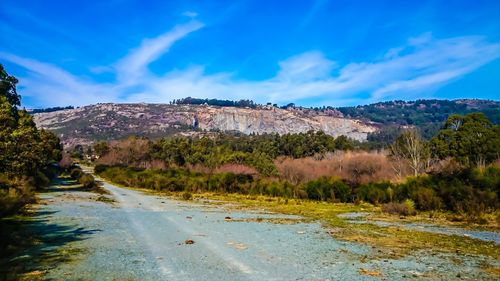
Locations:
0;64;62;216
389;129;429;177
0;64;20;107
430;113;499;167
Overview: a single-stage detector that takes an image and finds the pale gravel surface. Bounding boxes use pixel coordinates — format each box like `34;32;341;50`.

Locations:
30;179;499;280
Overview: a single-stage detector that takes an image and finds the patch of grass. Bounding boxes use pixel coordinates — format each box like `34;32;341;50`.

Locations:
370;210;500;231
336;222;499;259
229;217;308;224
96;196;115;204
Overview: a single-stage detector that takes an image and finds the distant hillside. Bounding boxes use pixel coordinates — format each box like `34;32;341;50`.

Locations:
32;99;499;148
336;99;500;140
33;103;375;148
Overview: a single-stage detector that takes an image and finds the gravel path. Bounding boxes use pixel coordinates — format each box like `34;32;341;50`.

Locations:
32;178;499;280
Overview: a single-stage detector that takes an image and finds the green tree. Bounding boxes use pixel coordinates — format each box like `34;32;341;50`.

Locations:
0;64;20;107
430;113;499;167
0;64;62;216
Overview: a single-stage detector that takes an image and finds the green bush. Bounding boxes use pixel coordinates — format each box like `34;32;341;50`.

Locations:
304;177;350;202
356;182;394;204
70;167;83;180
0;175;35;217
94;164;108;174
79;174;96;189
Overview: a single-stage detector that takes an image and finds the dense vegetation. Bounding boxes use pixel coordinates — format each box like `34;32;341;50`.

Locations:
338;99;500;139
97;165;499;216
94;131;359;176
0;65;63;216
94;111;499;218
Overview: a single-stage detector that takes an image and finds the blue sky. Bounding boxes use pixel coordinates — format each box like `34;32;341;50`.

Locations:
1;0;499;108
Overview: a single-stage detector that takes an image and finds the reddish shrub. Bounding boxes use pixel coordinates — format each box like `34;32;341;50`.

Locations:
97;137;152;167
214;164;257;175
276;151;401;184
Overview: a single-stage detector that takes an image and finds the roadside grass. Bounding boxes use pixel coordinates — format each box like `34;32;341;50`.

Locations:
368;210;500;232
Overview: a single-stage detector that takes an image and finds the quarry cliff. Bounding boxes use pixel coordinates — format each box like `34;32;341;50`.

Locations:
33;103;377;147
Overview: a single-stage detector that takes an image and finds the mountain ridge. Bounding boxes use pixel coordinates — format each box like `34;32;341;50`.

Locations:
33;103;376;148
32;99;499;148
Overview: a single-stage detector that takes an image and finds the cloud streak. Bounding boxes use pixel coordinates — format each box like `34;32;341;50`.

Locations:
114;20;204;84
1;23;499;108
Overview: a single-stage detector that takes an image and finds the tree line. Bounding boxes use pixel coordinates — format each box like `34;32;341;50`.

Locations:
30;106;74;114
93;111;499;217
0;65;63;216
172;97;258;108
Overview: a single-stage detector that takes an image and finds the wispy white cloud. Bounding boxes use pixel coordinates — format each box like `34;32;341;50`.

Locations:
1;23;499;108
114;20;204;84
182;11;198;18
0;52;118;106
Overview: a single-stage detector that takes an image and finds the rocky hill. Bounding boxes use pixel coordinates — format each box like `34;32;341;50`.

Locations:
33;103;377;147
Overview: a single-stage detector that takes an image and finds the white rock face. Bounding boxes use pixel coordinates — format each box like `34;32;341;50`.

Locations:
195;107;375;139
33;103;377;147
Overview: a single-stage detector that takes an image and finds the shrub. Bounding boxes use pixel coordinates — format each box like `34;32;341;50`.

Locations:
0;175;35;217
343;152;396;184
94;164;108;174
304;177;350;202
276;152;399;184
79;174;96;189
403;199;416;214
70;167;83;180
356;182;394;204
35;171;51;187
182;191;193;200
411;187;442;211
382;199;416;216
214;164;257;175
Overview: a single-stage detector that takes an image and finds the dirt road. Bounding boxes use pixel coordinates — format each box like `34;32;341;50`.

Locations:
17;177;498;280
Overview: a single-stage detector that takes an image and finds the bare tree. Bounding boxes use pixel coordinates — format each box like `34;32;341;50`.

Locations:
389;129;429;177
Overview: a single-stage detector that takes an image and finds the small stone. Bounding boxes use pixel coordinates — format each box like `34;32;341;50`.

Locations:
185;239;195;245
